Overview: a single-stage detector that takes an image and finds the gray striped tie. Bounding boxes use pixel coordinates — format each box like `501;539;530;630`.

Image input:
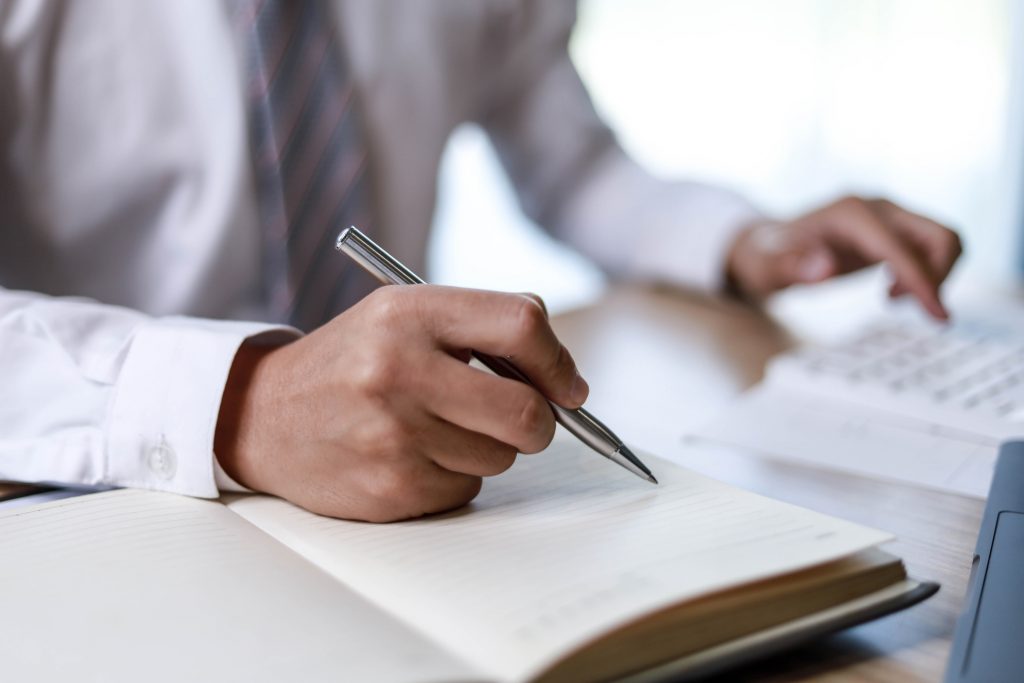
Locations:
234;0;375;331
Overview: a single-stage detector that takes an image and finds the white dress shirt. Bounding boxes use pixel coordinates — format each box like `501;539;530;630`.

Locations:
0;0;761;497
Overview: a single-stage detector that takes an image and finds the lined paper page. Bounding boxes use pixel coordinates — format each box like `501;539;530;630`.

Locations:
228;437;891;683
0;489;481;683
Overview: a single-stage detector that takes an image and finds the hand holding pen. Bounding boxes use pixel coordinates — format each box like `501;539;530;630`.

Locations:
215;226;653;523
215;238;651;524
336;227;655;484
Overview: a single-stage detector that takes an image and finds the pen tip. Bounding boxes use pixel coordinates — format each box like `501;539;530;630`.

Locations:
615;445;658;485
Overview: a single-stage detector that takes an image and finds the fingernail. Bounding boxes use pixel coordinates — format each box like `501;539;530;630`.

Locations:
570;371;589;405
799;253;832;282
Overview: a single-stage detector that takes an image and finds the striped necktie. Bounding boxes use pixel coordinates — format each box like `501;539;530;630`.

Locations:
234;0;375;331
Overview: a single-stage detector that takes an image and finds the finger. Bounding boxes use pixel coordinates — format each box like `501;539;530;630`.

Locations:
874;229;934;300
771;246;838;287
422;354;556;454
421;286;587;407
518;292;548;318
361;461;483;521
414;463;483;517
825;201;948;319
426;419;518;477
728;222;839;293
796;249;837;283
874;200;963;285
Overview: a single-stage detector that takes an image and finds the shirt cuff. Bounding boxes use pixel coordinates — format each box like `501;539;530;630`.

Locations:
106;316;298;498
557;152;765;292
623;181;764;292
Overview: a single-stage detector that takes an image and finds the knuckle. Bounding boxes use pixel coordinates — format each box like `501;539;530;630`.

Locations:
513;392;546;434
365;285;409;324
521;292;548;317
836;194;862;210
353;358;395;394
944;230;963;254
834;195;875;219
512;393;555;453
511;296;547;342
352;349;402;395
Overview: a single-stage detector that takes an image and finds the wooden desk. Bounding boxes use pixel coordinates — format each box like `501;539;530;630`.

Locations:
551;283;985;683
0;482;45;501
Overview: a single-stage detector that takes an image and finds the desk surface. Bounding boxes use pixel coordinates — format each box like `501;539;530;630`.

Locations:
550;281;986;683
0;482;45;500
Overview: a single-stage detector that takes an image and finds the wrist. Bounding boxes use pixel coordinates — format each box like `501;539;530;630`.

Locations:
214;341;279;492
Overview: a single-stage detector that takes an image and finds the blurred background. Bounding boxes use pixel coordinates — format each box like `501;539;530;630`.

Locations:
429;0;1024;313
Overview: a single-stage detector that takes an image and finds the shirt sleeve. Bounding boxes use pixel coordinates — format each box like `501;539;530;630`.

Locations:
478;0;764;292
0;287;297;497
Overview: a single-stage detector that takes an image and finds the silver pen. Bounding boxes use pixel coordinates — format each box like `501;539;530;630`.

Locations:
336;226;657;484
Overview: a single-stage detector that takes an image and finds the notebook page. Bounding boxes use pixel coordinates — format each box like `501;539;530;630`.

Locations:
0;489;482;683
227;437;891;682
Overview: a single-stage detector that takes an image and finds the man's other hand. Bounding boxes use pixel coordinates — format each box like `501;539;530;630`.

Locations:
726;196;963;320
214;286;588;522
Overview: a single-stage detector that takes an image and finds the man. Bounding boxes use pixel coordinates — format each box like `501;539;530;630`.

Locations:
0;0;960;522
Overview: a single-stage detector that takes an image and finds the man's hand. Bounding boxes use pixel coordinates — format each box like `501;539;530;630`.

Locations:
214;286;588;523
726;196;963;320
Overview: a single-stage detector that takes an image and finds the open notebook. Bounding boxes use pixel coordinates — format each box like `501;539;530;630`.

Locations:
0;438;936;682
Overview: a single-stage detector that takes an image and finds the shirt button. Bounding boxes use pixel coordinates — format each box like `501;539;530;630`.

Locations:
147;441;177;480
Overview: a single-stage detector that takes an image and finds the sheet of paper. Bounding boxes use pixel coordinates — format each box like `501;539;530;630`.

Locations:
0;489;482;683
227;437;890;683
691;385;997;498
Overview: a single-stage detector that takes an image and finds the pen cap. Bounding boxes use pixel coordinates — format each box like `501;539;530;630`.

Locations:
336;227;425;286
